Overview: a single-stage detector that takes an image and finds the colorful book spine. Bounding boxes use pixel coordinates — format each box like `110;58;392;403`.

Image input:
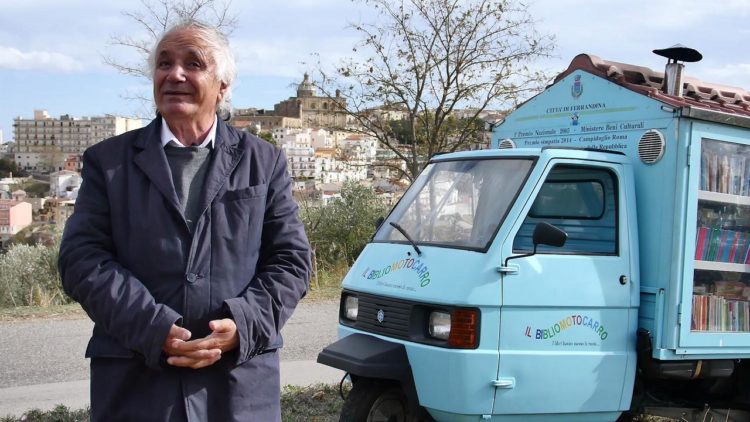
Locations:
692;294;750;333
695;226;708;260
716;230;729;262
737;232;750;264
695;229;750;263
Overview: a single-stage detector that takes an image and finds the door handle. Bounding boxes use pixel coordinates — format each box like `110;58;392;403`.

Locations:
492;377;515;389
496;264;519;274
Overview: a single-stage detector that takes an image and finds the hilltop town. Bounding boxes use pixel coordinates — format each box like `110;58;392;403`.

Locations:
0;74;500;248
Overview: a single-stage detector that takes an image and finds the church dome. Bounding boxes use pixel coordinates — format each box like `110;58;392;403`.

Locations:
297;73;316;97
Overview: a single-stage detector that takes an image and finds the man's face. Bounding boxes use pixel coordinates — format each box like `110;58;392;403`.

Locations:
153;28;226;124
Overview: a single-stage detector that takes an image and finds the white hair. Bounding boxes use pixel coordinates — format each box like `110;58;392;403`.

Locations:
148;20;237;119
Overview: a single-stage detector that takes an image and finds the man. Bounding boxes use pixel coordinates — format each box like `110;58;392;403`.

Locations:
58;20;310;421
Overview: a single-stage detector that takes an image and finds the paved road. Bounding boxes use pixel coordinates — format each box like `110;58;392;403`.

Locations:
0;300;342;416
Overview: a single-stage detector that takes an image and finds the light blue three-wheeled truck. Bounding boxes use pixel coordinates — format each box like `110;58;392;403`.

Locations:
318;47;750;421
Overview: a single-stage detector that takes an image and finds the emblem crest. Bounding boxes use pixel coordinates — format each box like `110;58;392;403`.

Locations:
377;309;385;323
571;74;583;98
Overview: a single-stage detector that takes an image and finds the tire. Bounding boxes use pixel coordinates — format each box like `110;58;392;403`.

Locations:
340;378;430;422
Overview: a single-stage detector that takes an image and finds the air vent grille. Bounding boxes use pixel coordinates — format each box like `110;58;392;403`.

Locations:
638;130;665;164
498;138;516;149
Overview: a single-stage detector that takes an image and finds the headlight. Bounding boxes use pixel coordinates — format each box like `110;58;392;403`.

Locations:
344;295;359;320
428;311;451;340
429;308;479;348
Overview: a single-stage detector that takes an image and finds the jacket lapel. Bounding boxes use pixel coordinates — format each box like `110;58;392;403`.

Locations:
195;120;245;216
132;118;183;215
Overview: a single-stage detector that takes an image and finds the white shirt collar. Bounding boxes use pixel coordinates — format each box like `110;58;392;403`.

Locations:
160;116;217;149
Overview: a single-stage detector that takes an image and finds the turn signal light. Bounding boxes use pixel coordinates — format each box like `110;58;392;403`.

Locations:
448;309;479;349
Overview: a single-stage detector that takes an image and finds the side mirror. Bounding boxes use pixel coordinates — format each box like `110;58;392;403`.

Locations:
504;222;567;267
375;216;385;229
532;222;567;248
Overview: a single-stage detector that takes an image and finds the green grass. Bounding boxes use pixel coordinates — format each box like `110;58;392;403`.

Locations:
0;303;86;322
304;261;349;302
281;383;348;422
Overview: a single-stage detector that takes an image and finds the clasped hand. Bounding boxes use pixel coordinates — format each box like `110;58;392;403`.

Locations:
162;319;239;369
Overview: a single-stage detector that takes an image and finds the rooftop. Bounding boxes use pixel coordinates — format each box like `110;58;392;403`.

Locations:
555;53;750;119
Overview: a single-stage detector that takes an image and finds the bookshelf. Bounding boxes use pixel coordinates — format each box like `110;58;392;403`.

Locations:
692;139;750;333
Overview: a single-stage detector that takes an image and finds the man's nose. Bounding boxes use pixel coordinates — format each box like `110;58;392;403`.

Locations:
166;64;187;81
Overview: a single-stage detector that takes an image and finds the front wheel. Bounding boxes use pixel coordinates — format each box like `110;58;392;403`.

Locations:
340;378;431;422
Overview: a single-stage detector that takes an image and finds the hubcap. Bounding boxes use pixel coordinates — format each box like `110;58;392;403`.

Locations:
367;391;407;422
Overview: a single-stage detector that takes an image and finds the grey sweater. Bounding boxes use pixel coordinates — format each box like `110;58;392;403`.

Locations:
164;145;212;233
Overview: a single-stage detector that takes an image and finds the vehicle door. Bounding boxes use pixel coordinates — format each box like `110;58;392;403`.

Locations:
494;161;637;416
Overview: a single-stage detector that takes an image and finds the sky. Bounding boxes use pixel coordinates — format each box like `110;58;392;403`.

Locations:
1;0;749;143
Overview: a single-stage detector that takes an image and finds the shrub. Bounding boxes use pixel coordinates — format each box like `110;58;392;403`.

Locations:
0;405;89;422
0;231;68;308
301;182;389;267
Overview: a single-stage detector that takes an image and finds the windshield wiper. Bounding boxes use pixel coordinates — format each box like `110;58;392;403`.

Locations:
389;222;422;256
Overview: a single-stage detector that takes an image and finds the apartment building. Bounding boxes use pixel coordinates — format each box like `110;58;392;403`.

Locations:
13;110;142;173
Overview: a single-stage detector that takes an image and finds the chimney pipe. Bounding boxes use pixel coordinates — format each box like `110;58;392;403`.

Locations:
664;61;685;96
653;44;703;97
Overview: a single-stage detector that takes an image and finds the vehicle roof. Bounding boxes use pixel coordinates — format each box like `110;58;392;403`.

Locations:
555;54;750;120
430;147;631;164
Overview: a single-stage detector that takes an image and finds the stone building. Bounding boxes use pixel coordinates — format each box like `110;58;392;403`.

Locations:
231;74;350;132
230;109;303;133
273;73;349;128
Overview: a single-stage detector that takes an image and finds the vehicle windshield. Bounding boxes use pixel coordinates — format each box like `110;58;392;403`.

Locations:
374;158;534;251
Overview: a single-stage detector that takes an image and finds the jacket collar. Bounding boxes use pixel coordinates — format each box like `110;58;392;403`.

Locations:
133;118;182;215
132;116;245;229
195;118;244;217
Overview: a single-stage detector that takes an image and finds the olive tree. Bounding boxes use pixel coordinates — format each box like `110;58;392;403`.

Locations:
300;182;389;267
314;0;554;180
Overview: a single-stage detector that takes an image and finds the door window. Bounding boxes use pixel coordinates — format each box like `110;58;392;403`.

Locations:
513;165;618;255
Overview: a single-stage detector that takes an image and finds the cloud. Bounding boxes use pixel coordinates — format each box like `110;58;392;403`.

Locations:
233;34;360;79
696;63;750;90
0;46;84;72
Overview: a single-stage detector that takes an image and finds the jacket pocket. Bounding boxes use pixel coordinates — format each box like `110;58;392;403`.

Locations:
85;334;135;358
223;184;268;202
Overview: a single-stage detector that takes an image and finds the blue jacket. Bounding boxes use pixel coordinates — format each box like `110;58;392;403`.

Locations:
58;117;311;421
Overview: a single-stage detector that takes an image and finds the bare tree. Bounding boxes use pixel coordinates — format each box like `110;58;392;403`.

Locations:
104;0;238;113
314;0;554;181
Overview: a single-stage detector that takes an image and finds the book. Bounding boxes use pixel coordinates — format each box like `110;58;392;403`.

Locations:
695;226;708;260
737;232;750;264
693;290;750;332
701;150;710;191
719;155;730;194
709;151;719;192
728;231;741;263
730;155;744;195
706;228;722;261
716;229;729;262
